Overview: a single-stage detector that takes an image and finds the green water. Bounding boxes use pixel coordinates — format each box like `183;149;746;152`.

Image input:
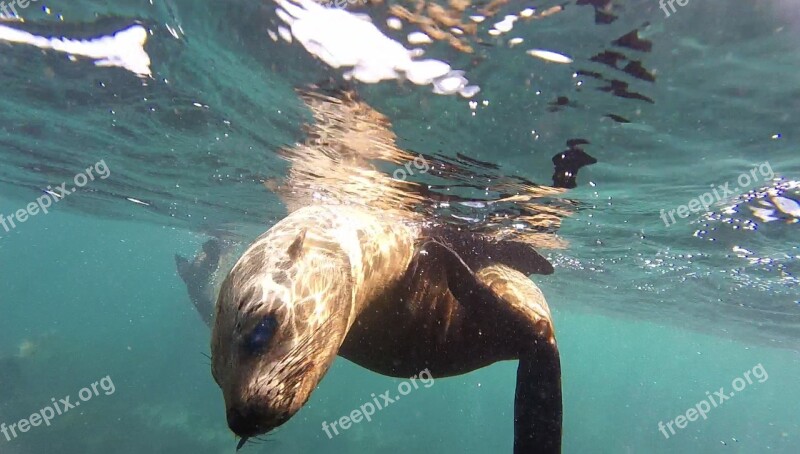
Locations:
1;205;798;453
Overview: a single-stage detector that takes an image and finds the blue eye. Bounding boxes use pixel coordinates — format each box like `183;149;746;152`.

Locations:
244;315;278;355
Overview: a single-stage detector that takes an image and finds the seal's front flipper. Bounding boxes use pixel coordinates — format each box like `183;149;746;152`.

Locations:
476;265;562;454
515;339;562;454
413;242;563;452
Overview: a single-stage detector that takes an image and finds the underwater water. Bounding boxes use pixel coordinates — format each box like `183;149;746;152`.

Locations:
1;0;799;453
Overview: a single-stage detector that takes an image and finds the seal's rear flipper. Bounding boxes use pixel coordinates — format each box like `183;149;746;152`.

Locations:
175;255;192;281
175;239;223;328
201;239;222;262
175;253;214;327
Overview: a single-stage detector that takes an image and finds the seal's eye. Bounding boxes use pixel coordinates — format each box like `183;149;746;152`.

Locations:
244;315;278;355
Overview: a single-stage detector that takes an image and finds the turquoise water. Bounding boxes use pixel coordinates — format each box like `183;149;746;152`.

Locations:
1;0;799;453
2;210;798;453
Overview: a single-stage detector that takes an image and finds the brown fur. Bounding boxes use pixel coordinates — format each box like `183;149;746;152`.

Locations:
211;204;419;435
211;203;559;449
210;87;564;451
340;262;555;378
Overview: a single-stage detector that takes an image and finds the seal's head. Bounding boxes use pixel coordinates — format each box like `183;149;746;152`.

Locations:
211;226;353;439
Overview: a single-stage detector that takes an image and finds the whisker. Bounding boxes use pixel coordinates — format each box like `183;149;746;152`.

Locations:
236;437;248;451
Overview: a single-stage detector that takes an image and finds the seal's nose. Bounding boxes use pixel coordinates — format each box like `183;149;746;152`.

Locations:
226;403;291;438
226;406;263;437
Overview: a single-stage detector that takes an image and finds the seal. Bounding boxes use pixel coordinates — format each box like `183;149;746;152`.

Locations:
210;203;561;453
198;87;568;453
175;238;224;326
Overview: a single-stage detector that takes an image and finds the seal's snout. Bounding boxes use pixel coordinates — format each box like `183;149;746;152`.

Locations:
226;405;286;438
227;406;264;437
227;406;260;437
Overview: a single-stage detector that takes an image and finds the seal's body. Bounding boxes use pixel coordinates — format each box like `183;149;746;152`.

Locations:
210;203;562;453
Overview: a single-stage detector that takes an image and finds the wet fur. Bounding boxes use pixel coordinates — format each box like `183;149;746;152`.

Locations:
211;203;562;452
211;204;419;435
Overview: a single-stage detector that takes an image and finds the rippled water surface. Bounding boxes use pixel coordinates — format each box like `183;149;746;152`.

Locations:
1;0;798;453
